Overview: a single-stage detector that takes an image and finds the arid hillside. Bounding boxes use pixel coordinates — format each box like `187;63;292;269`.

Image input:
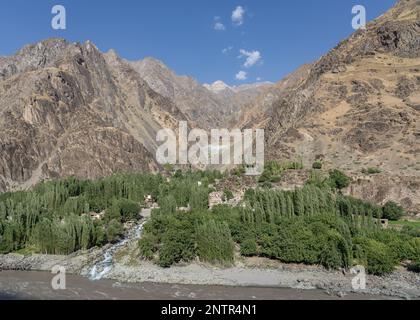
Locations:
237;0;420;213
0;39;187;192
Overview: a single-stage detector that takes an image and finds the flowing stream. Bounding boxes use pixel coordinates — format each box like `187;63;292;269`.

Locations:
88;220;147;281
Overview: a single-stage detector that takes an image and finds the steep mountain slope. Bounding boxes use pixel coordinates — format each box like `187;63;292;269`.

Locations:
0;39;187;192
129;57;224;129
238;0;420;212
130;58;272;129
204;80;273;126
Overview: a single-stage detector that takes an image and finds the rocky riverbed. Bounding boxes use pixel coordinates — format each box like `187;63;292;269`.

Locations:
1;250;419;300
1;218;418;300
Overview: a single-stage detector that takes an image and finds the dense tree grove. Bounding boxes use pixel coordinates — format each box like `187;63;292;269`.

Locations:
0;173;164;254
139;172;419;275
0;168;418;277
0;170;223;255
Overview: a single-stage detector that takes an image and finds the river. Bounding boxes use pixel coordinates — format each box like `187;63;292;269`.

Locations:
0;270;393;300
0;215;405;300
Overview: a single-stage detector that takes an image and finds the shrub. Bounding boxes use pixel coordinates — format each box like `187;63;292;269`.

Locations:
158;225;195;267
106;219;124;243
361;167;382;175
190;187;209;211
270;175;282;183
104;199;140;223
312;161;323;170
222;189;234;202
260;181;273;189
319;241;343;270
329;169;351;190
240;238;258;257
382;201;405;221
232;165;246;177
94;221;106;247
119;199;140;221
158;195;177;214
163;163;174;172
104;201;122;222
138;234;157;260
370;229;417;261
401;225;420;238
272;222;318;264
258;171;271;183
353;237;395;275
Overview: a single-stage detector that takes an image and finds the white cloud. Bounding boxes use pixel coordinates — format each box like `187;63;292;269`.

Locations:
239;49;262;68
222;46;234;54
235;71;247;81
213;16;225;31
256;77;262;81
232;6;245;26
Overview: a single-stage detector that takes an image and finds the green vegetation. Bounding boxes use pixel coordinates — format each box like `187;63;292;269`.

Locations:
329;169;351;190
105;199;140;223
390;220;420;238
1;167;418;277
196;219;234;265
222;189;234;202
0;173;163;254
138;171;419;275
390;220;420;228
258;160;303;184
361;167;382;175
353;237;395;275
312;161;323;170
0;170;220;255
382;201;406;221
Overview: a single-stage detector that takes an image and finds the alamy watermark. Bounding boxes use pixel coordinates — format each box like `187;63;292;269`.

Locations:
51;5;66;30
352;5;366;30
51;265;66;290
351;265;366;291
156;122;265;175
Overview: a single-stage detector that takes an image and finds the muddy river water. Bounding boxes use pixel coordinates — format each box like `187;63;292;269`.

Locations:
0;271;393;300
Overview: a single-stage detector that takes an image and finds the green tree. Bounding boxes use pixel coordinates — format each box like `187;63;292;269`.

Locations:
106;219;124;243
190;188;209;211
196;219;234;265
353;237;395;276
240;238;258;256
382;201;405;221
329;169;351;190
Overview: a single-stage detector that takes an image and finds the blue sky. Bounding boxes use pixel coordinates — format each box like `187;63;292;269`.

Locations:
0;0;396;85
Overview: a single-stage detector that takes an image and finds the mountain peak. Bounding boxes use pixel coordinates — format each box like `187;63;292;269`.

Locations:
204;80;232;93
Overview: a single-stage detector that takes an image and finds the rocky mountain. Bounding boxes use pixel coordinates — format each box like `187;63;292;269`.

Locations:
0;0;418;214
204;80;273;127
204;80;272;95
0;39;188;192
237;0;420;213
131;58;272;128
0;38;272;192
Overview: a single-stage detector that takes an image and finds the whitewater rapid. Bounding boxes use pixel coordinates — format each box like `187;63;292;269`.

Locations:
88;220;147;281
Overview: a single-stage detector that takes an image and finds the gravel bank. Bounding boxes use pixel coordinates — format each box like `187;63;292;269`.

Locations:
96;261;419;299
0;247;108;274
1;252;419;300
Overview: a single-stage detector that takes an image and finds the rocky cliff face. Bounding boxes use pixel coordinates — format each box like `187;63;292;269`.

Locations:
0;39;190;191
131;58;272;129
0;38;272;192
237;0;420;213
